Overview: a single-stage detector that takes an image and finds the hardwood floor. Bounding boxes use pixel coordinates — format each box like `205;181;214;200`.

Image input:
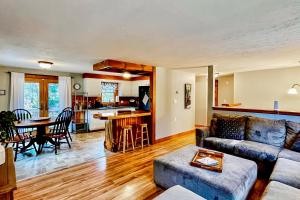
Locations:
14;131;267;200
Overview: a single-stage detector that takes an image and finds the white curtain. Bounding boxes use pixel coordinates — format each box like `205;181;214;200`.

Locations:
58;76;72;111
10;72;25;111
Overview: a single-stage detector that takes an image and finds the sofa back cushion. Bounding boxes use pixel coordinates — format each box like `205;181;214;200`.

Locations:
245;116;286;148
291;137;300;152
210;117;218;137
211;113;247;140
216;117;247;140
285;121;300;149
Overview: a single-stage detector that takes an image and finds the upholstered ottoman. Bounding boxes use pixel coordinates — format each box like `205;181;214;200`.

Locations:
261;181;300;200
154;185;206;200
154;145;257;200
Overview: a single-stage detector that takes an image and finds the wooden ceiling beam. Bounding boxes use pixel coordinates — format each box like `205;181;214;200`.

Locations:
82;73;150;81
93;59;153;73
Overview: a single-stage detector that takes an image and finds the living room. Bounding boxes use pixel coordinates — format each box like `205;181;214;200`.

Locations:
1;1;300;200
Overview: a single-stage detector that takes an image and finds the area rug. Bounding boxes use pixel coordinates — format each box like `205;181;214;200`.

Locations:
15;131;113;180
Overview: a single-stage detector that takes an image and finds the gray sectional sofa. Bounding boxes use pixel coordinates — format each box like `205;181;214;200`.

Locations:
196;113;300;199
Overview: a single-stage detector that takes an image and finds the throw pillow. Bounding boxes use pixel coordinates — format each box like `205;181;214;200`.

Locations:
216;117;246;140
245;116;286;148
285;121;300;149
291;136;300;152
209;118;217;137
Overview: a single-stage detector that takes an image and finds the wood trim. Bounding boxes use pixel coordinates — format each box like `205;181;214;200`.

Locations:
155;129;195;143
131;76;150;81
83;73;149;81
213;106;300;116
93;59;153;72
195;124;208;128
215;79;218;106
150;67;156;144
25;74;58;81
83;73;129;81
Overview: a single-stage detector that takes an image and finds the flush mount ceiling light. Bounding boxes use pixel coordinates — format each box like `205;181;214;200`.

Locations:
288;84;300;95
38;61;53;69
123;71;131;79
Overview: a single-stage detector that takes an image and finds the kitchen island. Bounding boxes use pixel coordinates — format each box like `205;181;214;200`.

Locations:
87;106;137;131
94;110;152;152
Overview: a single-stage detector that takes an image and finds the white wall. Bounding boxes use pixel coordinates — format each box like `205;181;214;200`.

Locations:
218;74;234;105
83;78;149;97
155;67;195;140
0;66;82;111
234;66;300;111
195;76;207;126
0;71;10;111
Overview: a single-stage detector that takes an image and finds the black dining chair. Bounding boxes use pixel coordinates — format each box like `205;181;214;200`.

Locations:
0;111;37;161
12;109;35;136
12;109;32;121
46;109;73;154
62;107;74;141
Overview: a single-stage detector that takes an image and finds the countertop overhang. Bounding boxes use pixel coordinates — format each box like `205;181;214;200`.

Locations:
93;110;151;120
213;106;300;116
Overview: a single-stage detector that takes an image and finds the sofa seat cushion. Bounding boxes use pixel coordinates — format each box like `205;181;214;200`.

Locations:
245;116;286;148
261;181;300;200
154;145;257;200
204;137;242;153
154;185;206;200
233;141;280;162
270;158;300;189
278;148;300;162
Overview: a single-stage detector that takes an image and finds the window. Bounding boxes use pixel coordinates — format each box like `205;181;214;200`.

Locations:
101;82;118;103
48;83;60;118
24;82;40;118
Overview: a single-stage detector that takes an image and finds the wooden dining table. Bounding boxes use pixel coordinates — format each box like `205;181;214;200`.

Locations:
15;118;57;154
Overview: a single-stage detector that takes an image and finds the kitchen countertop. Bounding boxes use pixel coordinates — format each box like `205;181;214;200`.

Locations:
88;106;138;111
93;110;151;120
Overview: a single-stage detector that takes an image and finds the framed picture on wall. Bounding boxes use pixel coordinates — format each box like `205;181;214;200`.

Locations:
184;83;191;109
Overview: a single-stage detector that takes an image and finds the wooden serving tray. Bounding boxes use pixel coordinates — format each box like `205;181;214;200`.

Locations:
190;149;224;173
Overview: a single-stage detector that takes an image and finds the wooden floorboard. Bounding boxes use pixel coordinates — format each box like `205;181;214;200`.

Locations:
14;131;267;200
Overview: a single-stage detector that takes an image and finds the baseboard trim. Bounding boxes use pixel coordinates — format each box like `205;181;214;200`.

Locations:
195;124;208;128
155;129;195;143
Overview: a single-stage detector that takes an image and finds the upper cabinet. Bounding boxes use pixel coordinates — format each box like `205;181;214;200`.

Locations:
83;78;101;97
83;78;150;97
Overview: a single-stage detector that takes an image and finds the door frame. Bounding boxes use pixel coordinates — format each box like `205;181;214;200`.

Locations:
25;74;58;117
150;67;156;144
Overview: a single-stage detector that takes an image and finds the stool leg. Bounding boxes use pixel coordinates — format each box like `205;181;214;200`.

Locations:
146;126;150;145
126;132;129;149
141;127;144;149
123;129;126;153
135;127;138;146
118;130;122;151
130;129;135;150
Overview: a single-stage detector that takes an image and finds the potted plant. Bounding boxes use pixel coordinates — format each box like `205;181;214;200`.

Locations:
0;111;16;142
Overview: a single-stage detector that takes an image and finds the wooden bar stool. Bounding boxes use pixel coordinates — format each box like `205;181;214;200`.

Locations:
118;125;135;153
135;123;150;148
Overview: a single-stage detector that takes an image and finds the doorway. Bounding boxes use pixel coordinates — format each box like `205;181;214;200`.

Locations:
24;74;60;118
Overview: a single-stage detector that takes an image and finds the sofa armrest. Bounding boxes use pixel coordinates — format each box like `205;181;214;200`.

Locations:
196;127;210;147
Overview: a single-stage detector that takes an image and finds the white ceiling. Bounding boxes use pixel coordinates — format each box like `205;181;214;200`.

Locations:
0;0;300;75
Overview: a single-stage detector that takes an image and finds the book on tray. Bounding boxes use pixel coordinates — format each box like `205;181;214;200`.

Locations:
196;157;218;166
